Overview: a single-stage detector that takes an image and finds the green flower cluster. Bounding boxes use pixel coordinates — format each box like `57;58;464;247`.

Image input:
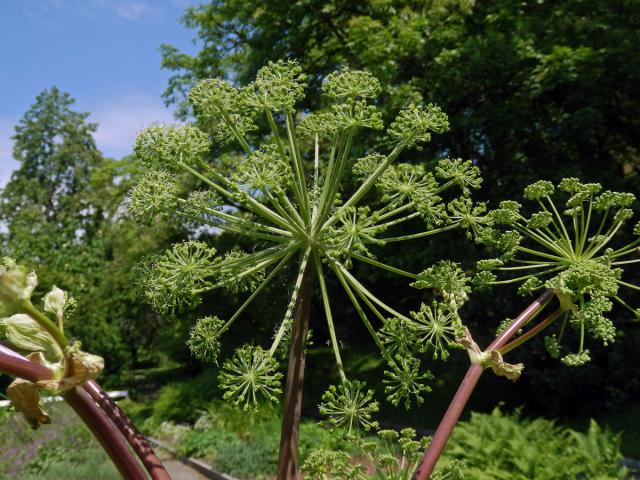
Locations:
319;380;379;433
129;60;485;420
473;179;640;366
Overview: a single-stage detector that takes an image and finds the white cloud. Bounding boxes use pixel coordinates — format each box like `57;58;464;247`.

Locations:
21;0;155;22
90;93;177;158
0;94;174;187
0;119;18;189
112;1;153;21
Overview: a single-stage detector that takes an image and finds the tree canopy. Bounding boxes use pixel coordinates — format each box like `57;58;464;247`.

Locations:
162;0;640;197
0;87;105;268
0;89;176;378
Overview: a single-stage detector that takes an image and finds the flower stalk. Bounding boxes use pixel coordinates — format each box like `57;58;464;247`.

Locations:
277;257;314;479
412;289;556;479
63;387;149;480
84;380;172;480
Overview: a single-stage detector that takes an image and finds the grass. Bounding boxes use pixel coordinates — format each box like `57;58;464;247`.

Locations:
0;400;119;479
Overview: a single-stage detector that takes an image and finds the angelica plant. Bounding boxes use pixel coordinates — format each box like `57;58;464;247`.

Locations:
414;179;640;479
302;428;465;480
129;60;483;477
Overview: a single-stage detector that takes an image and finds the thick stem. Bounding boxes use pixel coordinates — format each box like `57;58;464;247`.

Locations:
84;380;172;480
0;343;53;381
63;387;148;480
412;289;556;480
0;345;162;480
277;258;314;480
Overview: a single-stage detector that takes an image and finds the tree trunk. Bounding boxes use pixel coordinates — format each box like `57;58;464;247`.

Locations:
277;260;314;480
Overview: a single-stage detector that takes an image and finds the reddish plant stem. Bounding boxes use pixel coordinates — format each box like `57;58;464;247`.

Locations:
84;380;172;480
412;289;556;480
277;261;314;480
498;307;564;355
63;387;148;480
0;344;156;480
0;344;52;382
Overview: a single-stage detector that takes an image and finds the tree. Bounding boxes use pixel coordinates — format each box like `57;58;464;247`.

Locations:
0;87;104;268
0;90;169;378
161;0;640;196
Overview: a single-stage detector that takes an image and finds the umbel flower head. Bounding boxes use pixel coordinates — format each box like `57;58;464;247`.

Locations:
319;380;380;433
187;316;225;364
474;178;640;366
130;60;483;415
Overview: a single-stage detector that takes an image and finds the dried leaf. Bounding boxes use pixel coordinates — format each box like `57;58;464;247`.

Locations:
39;349;104;393
7;377;50;429
488;350;524;382
457;327;524;381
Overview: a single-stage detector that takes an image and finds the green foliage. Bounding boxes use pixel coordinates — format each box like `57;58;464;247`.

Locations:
357;427;432;480
303;449;365;480
141;370;219;426
0;403;118;479
440;408;627;480
167;400;346;479
305;408;626;479
0;89;172;379
20;444;119;480
302;426;460;480
161;0;640;198
179;429;261;471
0;88;104;264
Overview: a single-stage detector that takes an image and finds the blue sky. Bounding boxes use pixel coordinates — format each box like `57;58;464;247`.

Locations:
0;0;201;186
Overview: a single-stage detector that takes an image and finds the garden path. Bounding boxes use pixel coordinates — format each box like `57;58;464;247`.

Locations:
159;450;209;480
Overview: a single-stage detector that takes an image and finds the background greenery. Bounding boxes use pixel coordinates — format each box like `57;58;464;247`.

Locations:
0;0;639;473
158;0;640;425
